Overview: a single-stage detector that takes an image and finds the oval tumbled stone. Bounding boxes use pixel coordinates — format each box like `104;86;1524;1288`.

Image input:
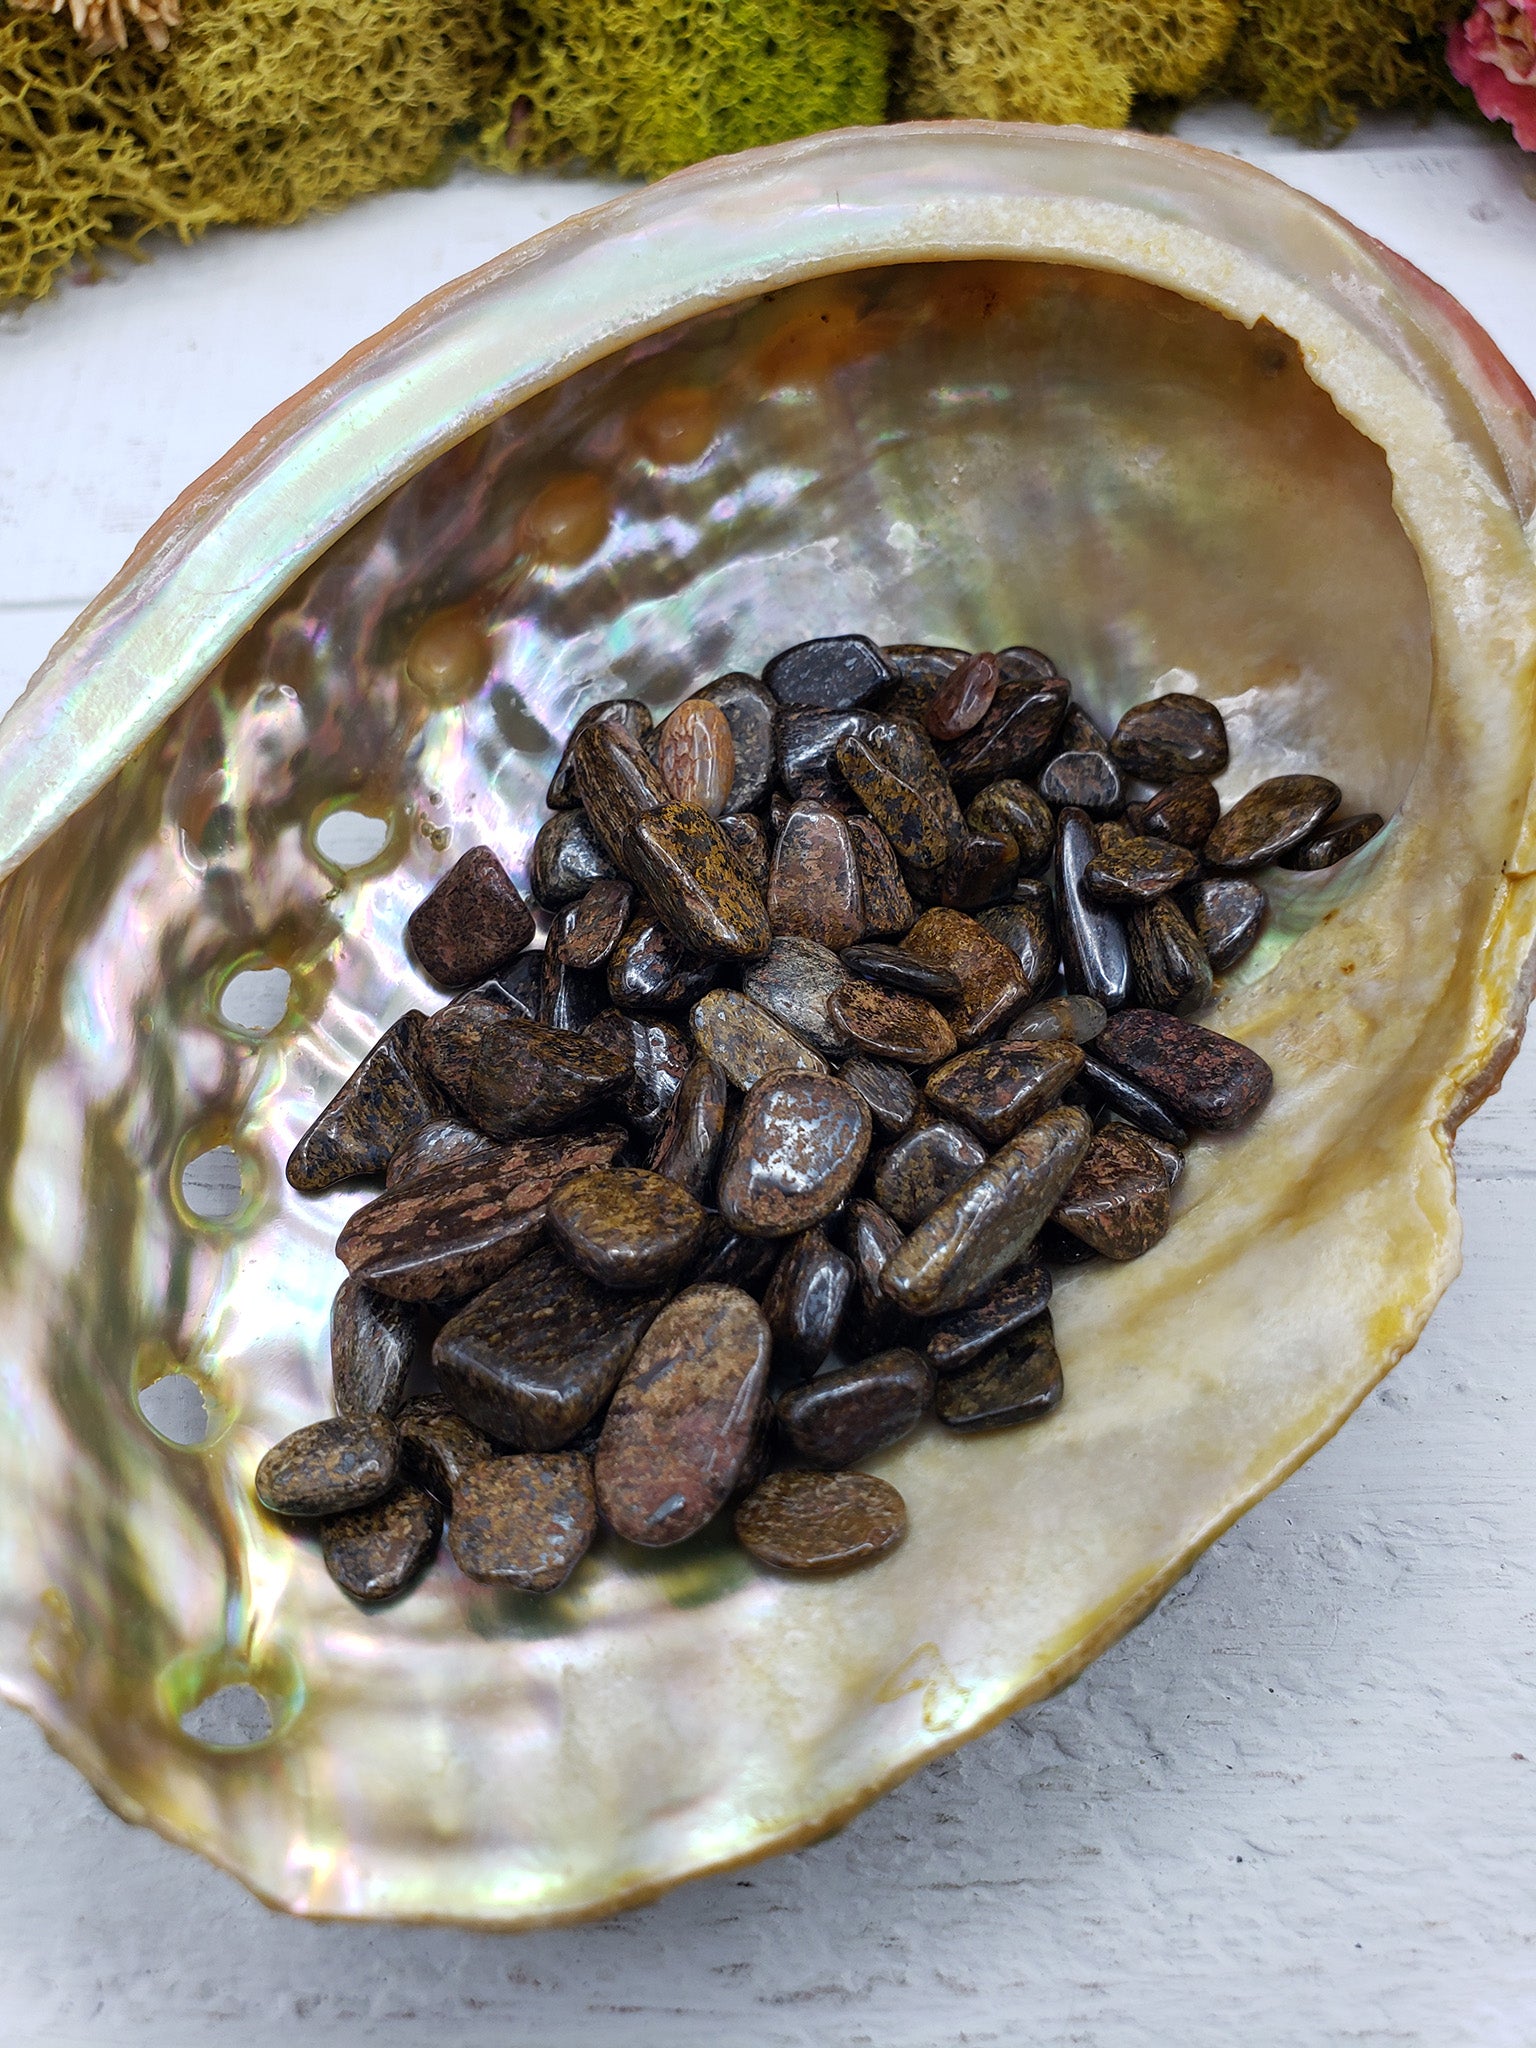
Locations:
656;698;735;816
827;979;957;1065
767;800;866;950
691;987;827;1091
717;1074;872;1237
935;1319;1064;1432
1096;1009;1273;1131
623;801;772;961
775;1348;933;1469
546;1167;706;1291
448;1453;596;1591
331;1278;416;1419
1203;774;1340;871
1052;1123;1172;1261
322;1484;442;1603
1110;693;1228;782
256;1416;400;1519
924;1039;1084;1146
734;1469;906;1572
595;1285;771;1545
873;1119;987;1229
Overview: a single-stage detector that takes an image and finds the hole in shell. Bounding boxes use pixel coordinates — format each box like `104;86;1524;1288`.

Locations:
179;1144;244;1220
180;1683;271;1747
314;809;390;869
218;964;291;1035
137;1372;209;1446
161;1643;303;1750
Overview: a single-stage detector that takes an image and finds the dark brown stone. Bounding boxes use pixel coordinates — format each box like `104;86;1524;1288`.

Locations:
321;1484;442;1602
1188;876;1267;971
935;1319;1063;1431
924;651;998;742
839;942;961;999
434;1244;664;1448
571;718;671;868
331;1279;416;1418
1136;1128;1186;1186
744;936;850;1054
1038;749;1124;813
718;812;770;889
1084;835;1199;904
924;1039;1085;1146
1204;775;1341;871
255;1416;400;1518
550;878;633;969
474;951;545;1022
776;707;872;798
932;826;1020;909
734;1469;906;1572
1128;897;1213;1015
538;947;603;1035
595;1284;771;1544
531;807;618;908
1134;777;1222;849
286;1012;440;1193
767;799;865;949
420;995;630;1137
689;1217;780;1292
649;1055;729;1197
546;1167;707;1290
336;1127;625;1301
448;1453;596;1590
406;847;535;989
1281;812;1384;870
398;1394;493;1497
1058;705;1111;755
1053;1123;1172;1260
762;633;892;709
967;779;1055;872
584;1009;690;1143
976;899;1057;1006
881;1105;1093;1316
835;718;965;874
1007;995;1107;1045
840;1055;919;1135
1078;1053;1188;1146
606;912;715;1011
717;1074;872;1237
697;673;778;811
925;1260;1052;1373
691;987;827;1090
943;677;1069;791
385;1116;500;1189
624;801;773;961
846;814;917;937
775;1348;933;1468
655;699;735;816
1097;1008;1273;1130
1110;694;1228;781
763;1227;855;1379
901;908;1029;1044
847;1198;905;1314
827;980;957;1065
873;1119;986;1229
1056;808;1131;1012
547;699;652;810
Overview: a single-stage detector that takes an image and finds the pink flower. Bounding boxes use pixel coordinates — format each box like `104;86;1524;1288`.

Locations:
1448;1;1536;150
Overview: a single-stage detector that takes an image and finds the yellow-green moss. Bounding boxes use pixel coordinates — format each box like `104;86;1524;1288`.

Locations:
1224;0;1456;141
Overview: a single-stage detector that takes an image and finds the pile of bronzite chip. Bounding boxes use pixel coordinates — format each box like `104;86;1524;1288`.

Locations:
257;635;1382;1602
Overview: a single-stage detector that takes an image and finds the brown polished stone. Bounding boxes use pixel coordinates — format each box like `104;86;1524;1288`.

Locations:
474;951;545;1023
321;1484;442;1603
1084;835;1199;904
718;811;770;889
595;1284;771;1544
839;942;961;999
901;908;1030;1044
775;707;872;798
775;1348;933;1469
547;698;652;810
1187;876;1267;972
584;1009;690;1143
655;698;735;816
538;947;603;1035
1078;1052;1188;1146
744;936;850;1055
697;673;778;811
846;814;917;937
398;1394;494;1498
932;826;1020;909
924;651;998;742
943;676;1069;791
767;800;866;949
256;1416;400;1518
624;801;773;961
287;1012;441;1193
1281;812;1384;870
385;1116;500;1189
531;806;618;908
827;979;957;1065
762;633;893;709
331;1278;416;1418
406;847;536;990
448;1453;597;1590
1053;1123;1172;1261
840;1054;920;1135
546;1166;707;1291
1007;994;1107;1045
925;1260;1052;1373
549;878;633;969
873;1119;987;1229
1204;774;1341;871
976;899;1057;1007
967;778;1055;871
1127;897;1213;1015
1097;1008;1273;1130
571;718;671;867
1038;748;1124;813
1134;776;1222;849
606;911;715;1011
689;1217;780;1292
690;987;827;1090
420;996;631;1137
763;1227;855;1379
734;1469;906;1573
648;1055;729;1197
924;1038;1084;1146
1056;808;1131;1012
1110;693;1229;781
835;717;965;874
717;1074;872;1237
847;1198;905;1315
935;1319;1063;1431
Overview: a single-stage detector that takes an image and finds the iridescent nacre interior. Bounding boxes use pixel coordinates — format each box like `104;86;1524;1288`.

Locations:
0;223;1526;1928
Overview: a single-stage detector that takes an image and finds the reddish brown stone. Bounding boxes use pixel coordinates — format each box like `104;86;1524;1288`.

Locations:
734;1469;906;1572
775;1348;933;1468
623;801;773;961
924;651;998;742
546;1167;706;1291
419;996;631;1137
322;1484;442;1602
901;908;1030;1044
1096;1009;1273;1130
656;699;736;816
406;847;535;989
287;1012;441;1193
256;1416;400;1518
448;1453;596;1590
924;1039;1084;1145
827;979;957;1065
1053;1123;1172;1261
717;1074;871;1237
767;800;865;949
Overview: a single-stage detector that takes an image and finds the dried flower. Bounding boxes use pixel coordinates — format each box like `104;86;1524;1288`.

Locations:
6;0;180;55
1448;0;1536;149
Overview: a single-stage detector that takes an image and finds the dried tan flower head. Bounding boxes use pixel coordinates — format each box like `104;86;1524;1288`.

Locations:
6;0;181;55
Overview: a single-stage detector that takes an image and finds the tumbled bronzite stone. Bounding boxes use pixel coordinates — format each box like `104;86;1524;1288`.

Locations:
943;676;1068;790
595;1284;772;1545
881;1104;1093;1317
539;947;603;1035
935;1319;1063;1431
1134;776;1221;849
531;806;618;908
691;987;827;1090
331;1278;416;1418
697;672;778;811
840;941;960;999
840;1054;919;1134
1079;1052;1188;1145
835;717;965;873
385;1115;500;1188
448;1453;597;1591
336;1128;625;1300
1053;1123;1172;1261
1007;994;1106;1045
1056;808;1130;1012
624;801;773;961
420;996;631;1137
827;979;957;1065
1084;834;1199;904
398;1394;493;1497
902;907;1029;1044
776;707;872;798
691;1218;780;1292
1097;1008;1273;1130
1188;876;1267;972
571;717;671;867
848;1197;905;1313
256;1416;400;1518
879;644;968;718
767;799;866;949
1038;748;1124;814
550;877;633;969
976;899;1056;1007
1203;774;1341;871
1110;693;1229;782
434;1244;665;1447
763;632;892;709
1127;897;1214;1015
924;650;998;742
287;1011;440;1193
606;912;714;1011
763;1227;855;1379
406;846;535;989
734;1469;906;1572
744;936;850;1055
584;1009;690;1143
933;825;1020;910
873;1118;988;1229
776;1347;934;1469
546;1167;706;1291
547;698;652;810
656;698;735;816
322;1484;442;1603
1282;811;1384;870
648;1055;729;1196
924;1259;1052;1374
846;814;917;937
718;1073;872;1237
924;1038;1084;1146
967;778;1055;872
477;949;545;1023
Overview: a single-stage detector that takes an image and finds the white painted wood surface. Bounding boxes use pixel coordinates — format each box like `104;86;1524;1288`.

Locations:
2;112;1535;2048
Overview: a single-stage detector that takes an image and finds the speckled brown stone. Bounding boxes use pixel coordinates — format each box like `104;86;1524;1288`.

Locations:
935;1319;1063;1431
1111;694;1228;781
718;1073;872;1238
848;1197;906;1314
1097;1008;1273;1130
1084;835;1199;904
331;1279;416;1418
547;699;652;810
538;947;603;1035
286;1012;441;1193
1053;1123;1172;1261
776;708;872;798
762;633;892;709
718;811;770;889
595;1285;771;1545
976;899;1057;1007
336;1127;625;1300
932;826;1020;909
385;1116;500;1189
550;878;633;969
406;847;535;990
743;936;850;1055
827;979;957;1066
881;1105;1093;1317
734;1469;906;1573
873;1119;987;1229
475;951;544;1022
767;800;866;949
1038;748;1124;814
1079;1053;1188;1146
967;779;1055;872
924;1039;1085;1146
835;718;965;874
420;997;631;1138
546;1167;707;1291
571;718;671;867
1187;876;1267;972
606;912;715;1011
434;1244;665;1448
531;807;618;908
1133;777;1222;849
1007;995;1106;1045
624;801;773;961
584;1010;689;1143
900;908;1030;1045
1204;774;1341;871
775;1347;934;1469
943;677;1069;791
846;815;917;937
1281;812;1384;870
690;1218;780;1292
256;1416;400;1518
763;1227;855;1379
697;673;778;811
840;1055;919;1135
648;1056;729;1197
321;1484;441;1602
690;987;827;1090
924;651;998;742
398;1395;493;1498
655;699;735;816
448;1453;597;1590
1128;897;1213;1015
839;942;961;999
924;1260;1052;1374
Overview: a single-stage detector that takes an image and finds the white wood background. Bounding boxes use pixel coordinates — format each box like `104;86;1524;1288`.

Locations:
2;109;1535;2048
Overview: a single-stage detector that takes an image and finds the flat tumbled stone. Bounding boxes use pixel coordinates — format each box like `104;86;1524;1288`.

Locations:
546;1167;706;1291
873;1119;988;1229
923;649;998;741
734;1469;907;1573
942;676;1068;790
434;1244;665;1448
935;1319;1064;1431
847;814;917;936
775;1348;934;1469
1096;1008;1273;1131
1110;693;1228;781
1127;897;1213;1016
550;877;633;969
1079;1052;1189;1146
1056;808;1130;1012
840;1054;919;1135
835;717;965;873
547;698;652;810
287;1011;440;1193
595;1284;771;1545
624;800;773;961
718;1073;872;1237
1084;835;1199;904
256;1416;400;1518
571;717;671;867
924;1038;1085;1146
1281;811;1384;870
901;907;1030;1044
925;1260;1052;1374
767;800;866;949
406;846;535;989
1007;995;1106;1045
648;1056;729;1197
1038;748;1124;813
1203;774;1341;871
420;996;631;1137
827;979;957;1065
656;698;735;815
763;1227;855;1379
606;912;715;1011
583;1009;690;1143
331;1278;416;1418
448;1453;597;1591
880;1105;1093;1317
385;1116;500;1188
531;807;618;908
967;778;1055;871
1133;777;1221;849
976;900;1056;1007
839;941;961;999
743;936;851;1055
398;1395;493;1498
691;987;827;1090
762;633;892;709
1188;876;1267;971
1053;1123;1172;1261
697;673;778;810
322;1484;442;1603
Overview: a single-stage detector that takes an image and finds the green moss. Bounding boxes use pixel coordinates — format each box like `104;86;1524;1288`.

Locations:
1223;0;1456;142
